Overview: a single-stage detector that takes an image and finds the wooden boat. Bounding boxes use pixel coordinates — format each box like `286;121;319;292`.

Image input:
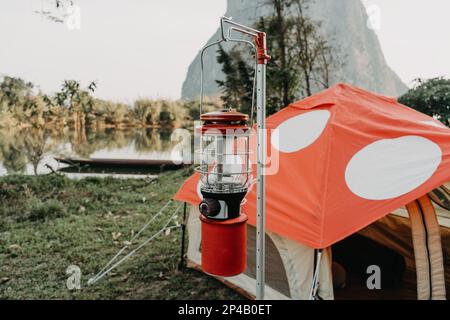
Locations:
54;157;184;170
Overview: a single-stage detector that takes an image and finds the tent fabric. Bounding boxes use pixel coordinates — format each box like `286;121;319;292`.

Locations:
174;83;450;249
392;186;450;228
406;200;435;299
407;196;446;300
418;195;446;300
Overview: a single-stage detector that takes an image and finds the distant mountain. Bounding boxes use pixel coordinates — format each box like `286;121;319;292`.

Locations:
181;0;408;100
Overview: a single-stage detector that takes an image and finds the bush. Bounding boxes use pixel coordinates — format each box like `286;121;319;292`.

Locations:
133;99;162;126
27;198;67;221
184;98;221;121
398;77;450;126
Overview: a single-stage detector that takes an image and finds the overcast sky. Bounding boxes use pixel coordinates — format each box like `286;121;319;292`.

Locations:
1;0;449;102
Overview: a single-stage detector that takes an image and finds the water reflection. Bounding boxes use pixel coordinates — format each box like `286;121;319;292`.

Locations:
0;127;178;176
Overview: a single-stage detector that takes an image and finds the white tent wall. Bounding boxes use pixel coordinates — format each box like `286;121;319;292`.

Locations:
186;206;334;300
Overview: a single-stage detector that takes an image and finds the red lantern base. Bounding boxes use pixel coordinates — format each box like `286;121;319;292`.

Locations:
200;214;248;277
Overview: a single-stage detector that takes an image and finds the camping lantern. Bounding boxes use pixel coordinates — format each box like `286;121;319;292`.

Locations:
196;110;251;277
198;110;251;219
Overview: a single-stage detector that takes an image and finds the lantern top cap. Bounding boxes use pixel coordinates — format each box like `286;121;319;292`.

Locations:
200;109;249;123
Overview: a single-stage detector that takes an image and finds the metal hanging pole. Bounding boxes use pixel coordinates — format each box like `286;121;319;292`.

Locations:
256;63;266;300
255;32;269;301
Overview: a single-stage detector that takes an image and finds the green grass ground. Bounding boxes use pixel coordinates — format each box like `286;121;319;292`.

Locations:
0;168;241;299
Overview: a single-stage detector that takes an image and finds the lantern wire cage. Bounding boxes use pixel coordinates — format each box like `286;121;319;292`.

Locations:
196;130;252;194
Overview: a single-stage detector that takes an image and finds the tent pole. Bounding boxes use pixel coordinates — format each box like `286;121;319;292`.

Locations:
309;249;323;300
179;202;187;269
256;32;268;300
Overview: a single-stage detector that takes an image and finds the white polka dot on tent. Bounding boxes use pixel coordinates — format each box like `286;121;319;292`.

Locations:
345;136;442;200
271;110;331;153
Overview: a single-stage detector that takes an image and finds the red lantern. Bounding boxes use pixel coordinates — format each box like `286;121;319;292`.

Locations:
196;110;251;277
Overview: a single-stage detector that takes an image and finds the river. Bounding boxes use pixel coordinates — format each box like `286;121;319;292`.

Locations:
0;127;183;176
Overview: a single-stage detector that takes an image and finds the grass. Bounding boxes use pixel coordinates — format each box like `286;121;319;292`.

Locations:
0;168;242;300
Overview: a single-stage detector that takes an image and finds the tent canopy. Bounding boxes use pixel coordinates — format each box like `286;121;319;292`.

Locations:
175;83;450;248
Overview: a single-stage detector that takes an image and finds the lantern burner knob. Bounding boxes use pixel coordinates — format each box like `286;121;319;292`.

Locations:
199;198;222;218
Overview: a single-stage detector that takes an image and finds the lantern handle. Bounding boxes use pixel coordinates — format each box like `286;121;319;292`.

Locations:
200;38;225;116
199;16;261;126
225;27;258;128
221;16;259;38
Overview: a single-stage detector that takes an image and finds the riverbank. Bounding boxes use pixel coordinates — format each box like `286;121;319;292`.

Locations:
0;168;241;299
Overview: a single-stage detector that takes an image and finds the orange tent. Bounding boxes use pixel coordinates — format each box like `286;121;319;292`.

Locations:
174;83;450;249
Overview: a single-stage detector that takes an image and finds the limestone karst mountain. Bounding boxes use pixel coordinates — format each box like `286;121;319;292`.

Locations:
181;0;408;100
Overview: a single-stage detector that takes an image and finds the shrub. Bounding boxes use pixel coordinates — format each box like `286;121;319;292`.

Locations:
398;77;450;126
27;198;67;221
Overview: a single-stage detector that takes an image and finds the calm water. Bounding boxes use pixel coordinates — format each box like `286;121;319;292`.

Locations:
0;127;182;176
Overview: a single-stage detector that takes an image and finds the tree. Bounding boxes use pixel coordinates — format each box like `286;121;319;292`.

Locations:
256;0;299;114
398;77;450;127
0;76;35;112
0;76;43;126
291;0;343;96
216;45;254;115
52;80;96;113
43;80;97;130
217;0;345;115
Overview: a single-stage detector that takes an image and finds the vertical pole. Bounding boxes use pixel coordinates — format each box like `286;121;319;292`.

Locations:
216;136;224;191
256;58;267;300
309;249;323;300
179;202;187;269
